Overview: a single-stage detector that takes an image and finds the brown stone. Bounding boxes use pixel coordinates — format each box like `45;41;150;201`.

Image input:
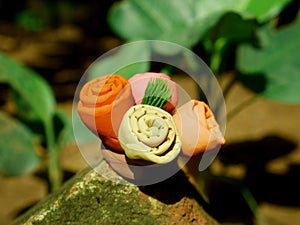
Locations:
13;159;219;225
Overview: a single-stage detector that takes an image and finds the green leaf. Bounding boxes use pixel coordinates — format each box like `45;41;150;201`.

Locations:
108;0;210;48
72;110;98;144
52;110;73;148
244;0;292;22
12;90;40;122
210;13;255;43
0;53;56;123
237;19;300;103
207;12;256;73
0;111;41;176
15;10;44;31
142;78;173;109
108;0;290;49
88;42;150;80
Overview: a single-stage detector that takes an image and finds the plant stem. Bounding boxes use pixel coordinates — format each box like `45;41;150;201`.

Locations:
160;65;174;75
210;38;227;74
206;174;268;225
227;95;258;121
222;73;237;98
240;187;268;225
45;117;62;192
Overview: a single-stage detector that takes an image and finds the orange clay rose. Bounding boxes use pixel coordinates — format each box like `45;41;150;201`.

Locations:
172;100;225;157
77;74;135;152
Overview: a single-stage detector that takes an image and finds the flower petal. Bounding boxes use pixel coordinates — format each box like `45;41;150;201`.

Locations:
118;104;181;164
172;100;225;157
78;74;135;152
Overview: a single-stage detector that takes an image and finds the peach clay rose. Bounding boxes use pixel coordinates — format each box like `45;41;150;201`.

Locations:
172;100;225;157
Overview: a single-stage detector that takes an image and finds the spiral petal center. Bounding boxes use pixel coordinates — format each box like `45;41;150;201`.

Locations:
138;116;168;147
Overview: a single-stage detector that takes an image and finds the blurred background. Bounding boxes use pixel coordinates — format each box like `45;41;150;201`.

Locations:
0;0;299;224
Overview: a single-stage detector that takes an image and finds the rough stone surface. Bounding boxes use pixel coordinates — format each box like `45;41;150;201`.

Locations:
13;159;219;225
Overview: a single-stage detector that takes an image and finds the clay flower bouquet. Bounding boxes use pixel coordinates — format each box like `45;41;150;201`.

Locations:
77;72;225;181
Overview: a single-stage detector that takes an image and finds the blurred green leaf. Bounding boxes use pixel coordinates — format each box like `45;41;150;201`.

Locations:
108;0;290;48
207;12;256;73
13;90;40;122
193;0;291;23
72;110;98;144
0;111;41;176
54;110;75;149
115;61;150;80
15;11;44;31
108;0;211;48
0;53;56;123
210;13;255;43
0;71;7;82
237;18;300;103
88;41;150;80
244;0;292;22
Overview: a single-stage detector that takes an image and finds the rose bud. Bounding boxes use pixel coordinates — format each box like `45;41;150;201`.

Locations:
78;74;135;152
172;100;225;157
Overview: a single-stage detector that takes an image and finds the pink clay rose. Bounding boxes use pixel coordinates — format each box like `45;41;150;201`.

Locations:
129;72;178;112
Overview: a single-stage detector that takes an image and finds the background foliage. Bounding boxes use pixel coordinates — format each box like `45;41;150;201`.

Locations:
106;0;299;103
